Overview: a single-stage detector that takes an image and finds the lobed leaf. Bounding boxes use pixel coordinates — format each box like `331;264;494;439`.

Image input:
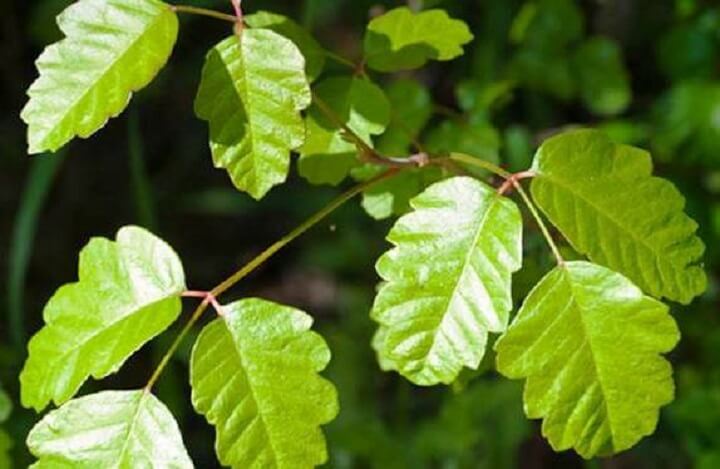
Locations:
299;77;390;186
245;11;326;82
495;261;680;458
195;30;311;200
364;7;473;72
190;298;338;468
530;129;706;303
22;0;178;154
372;177;523;385
20;226;186;411
27;390;192;468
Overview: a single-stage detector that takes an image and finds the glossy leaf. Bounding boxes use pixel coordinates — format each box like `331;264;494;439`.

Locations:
190;298;338;468
372;177;523;385
299;77;390;185
245;11;326;82
27;390;193;467
531;129;706;303
22;0;178;154
20;226;186;411
364;7;473;72
195;30;311;199
573;37;631;116
495;261;680;458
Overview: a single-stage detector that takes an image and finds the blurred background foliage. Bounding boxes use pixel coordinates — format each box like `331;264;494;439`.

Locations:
1;0;720;467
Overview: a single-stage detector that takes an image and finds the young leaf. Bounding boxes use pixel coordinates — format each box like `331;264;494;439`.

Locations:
364;7;474;72
245;11;326;82
376;79;433;156
27;390;192;467
195;30;311;200
22;0;179;154
495;261;680;458
530;129;706;304
190;298;338;468
299;77;390;185
20;226;186;411
372;177;523;385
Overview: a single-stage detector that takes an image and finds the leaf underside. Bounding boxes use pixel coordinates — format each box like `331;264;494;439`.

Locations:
530;129;706;304
190;298;338;468
27;390;193;468
195;29;311;200
22;0;178;154
372;176;523;385
495;261;679;458
20;226;186;412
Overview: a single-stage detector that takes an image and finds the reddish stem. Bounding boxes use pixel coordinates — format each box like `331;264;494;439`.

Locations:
231;0;243;22
498;171;537;195
182;290;225;317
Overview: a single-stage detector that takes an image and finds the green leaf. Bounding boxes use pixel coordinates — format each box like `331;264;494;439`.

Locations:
190;298;338;468
245;11;326;82
495;261;680;458
572;37;631;116
425;120;501;165
376;79;433;156
653;81;720;166
20;226;186;411
0;429;11;469
0;386;10;424
27;390;192;467
364;7;473;72
372;177;523;385
530;129;706;304
513;0;584;50
299;77;390;186
195;30;311;200
352;165;442;220
21;0;178;154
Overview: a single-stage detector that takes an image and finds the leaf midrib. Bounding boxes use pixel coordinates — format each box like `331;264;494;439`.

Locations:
115;392;148;468
42;4;171;146
425;193;503;366
538;174;672;281
562;267;617;451
223;320;281;466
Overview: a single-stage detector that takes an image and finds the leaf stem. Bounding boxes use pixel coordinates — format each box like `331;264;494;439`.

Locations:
171;5;237;23
145;299;208;391
211;169;399;297
312;93;425;169
448;153;513;179
514;182;564;265
146;169;401;390
324;51;358;69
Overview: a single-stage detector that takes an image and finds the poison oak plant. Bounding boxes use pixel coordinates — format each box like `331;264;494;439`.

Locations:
17;0;707;466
